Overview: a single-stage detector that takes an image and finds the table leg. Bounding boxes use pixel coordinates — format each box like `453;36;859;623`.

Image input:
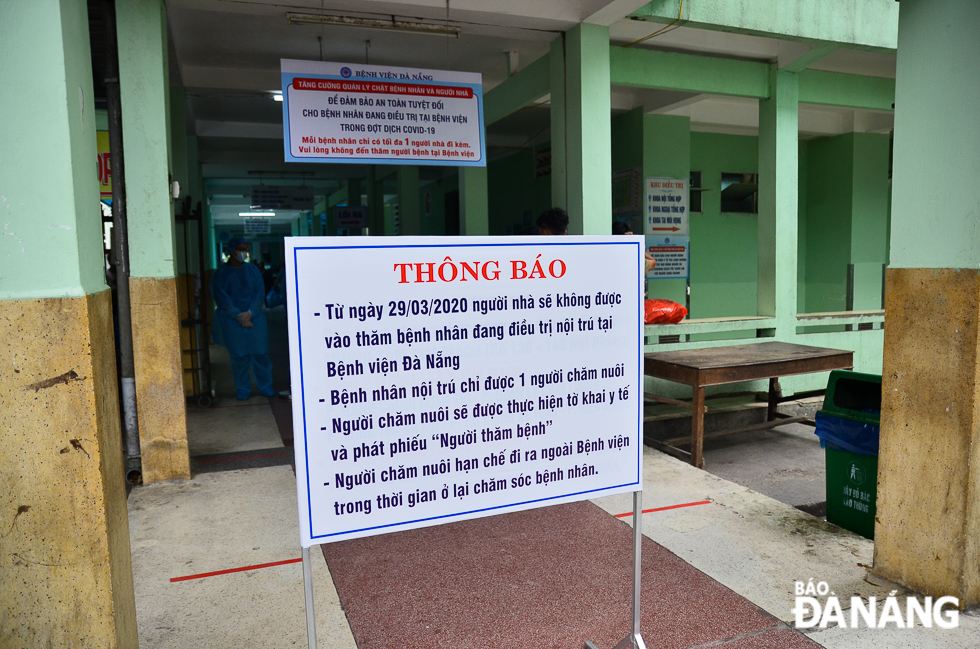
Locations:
691;386;705;469
767;378;782;422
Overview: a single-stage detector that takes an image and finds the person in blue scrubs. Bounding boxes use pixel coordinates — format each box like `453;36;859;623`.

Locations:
211;238;275;400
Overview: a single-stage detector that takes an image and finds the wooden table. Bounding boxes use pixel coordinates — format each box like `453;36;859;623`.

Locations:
644;341;853;468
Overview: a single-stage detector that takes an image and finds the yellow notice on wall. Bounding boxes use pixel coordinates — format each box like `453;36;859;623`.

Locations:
97;131;112;197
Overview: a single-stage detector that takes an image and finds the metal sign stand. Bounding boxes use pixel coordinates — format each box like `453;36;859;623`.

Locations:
303;546;318;649
608;490;647;649
300;490;648;649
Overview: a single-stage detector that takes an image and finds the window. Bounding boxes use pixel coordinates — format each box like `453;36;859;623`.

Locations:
720;172;758;214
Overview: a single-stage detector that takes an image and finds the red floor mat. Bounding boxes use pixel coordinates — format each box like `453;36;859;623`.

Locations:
321;501;819;649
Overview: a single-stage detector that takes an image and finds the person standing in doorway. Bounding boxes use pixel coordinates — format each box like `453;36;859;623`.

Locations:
612;221;656;274
536;207;569;235
211;238;275;400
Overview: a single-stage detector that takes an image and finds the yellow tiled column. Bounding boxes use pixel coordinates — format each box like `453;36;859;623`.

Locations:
0;1;139;643
873;0;980;607
0;295;138;646
118;0;190;482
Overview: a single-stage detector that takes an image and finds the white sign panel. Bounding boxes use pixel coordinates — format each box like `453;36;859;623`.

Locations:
243;217;271;235
645;177;689;236
334;205;369;229
645;235;689;279
252;185;315;211
281;59;485;167
287;236;644;546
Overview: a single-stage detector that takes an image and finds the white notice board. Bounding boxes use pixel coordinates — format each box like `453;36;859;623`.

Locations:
645;177;689;236
281;59;485;167
645;235;690;280
287;237;644;546
243;217;271;235
334;205;369;229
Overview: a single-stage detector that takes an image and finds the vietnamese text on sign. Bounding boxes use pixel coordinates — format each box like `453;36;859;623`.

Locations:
286;237;643;546
282;59;485;167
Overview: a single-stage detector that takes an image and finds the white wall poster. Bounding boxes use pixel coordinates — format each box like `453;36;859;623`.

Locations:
282;59;485;167
645;177;689;236
645;235;690;280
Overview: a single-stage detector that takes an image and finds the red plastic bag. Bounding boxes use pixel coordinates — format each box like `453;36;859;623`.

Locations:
644;299;687;324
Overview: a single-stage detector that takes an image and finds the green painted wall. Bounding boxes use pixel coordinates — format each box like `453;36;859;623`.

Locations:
397;166;420;235
804;132;890;313
117;0;176;279
889;0;979;269
0;0;106;299
849;133;889;309
689;132;759;318
487;149;552;235
805;134;853;313
417;174;459;236
611;109;643;171
459;166;489;235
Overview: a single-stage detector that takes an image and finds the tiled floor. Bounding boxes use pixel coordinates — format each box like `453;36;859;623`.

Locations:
131;316;977;649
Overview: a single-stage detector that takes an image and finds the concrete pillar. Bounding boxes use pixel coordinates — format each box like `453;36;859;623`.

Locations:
459;167;488;235
875;0;980;607
366;166;386;234
347;178;362;207
184;134;204;275
757;67;799;333
117;0;190;483
397;166;421;235
0;1;138;645
549;36;567;211
205;201;218;271
564;24;612;235
171;87;199;398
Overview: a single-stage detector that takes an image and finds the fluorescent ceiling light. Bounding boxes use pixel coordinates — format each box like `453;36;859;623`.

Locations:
240;211;276;217
272;92;283;102
287;13;461;38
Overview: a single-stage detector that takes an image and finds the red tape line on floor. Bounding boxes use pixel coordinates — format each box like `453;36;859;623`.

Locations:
196;452;290;464
614;500;712;518
170;557;302;582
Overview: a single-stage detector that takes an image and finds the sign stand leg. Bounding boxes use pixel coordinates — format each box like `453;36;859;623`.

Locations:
609;490;647;649
303;545;318;649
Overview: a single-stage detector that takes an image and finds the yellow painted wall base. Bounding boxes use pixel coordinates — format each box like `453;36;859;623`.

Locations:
875;268;980;607
131;276;191;483
0;291;138;648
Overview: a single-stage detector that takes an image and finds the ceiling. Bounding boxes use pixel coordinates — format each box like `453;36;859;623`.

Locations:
157;0;896;212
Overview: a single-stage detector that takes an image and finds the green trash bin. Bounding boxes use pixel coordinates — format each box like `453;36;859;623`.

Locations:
814;371;882;540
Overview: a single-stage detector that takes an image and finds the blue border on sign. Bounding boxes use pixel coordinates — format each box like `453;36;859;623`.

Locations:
281;72;486;167
292;241;644;541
